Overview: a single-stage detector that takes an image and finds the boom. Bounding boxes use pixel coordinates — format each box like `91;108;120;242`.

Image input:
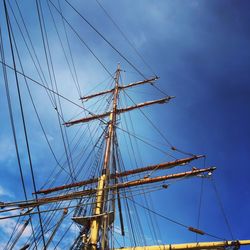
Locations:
115;240;250;250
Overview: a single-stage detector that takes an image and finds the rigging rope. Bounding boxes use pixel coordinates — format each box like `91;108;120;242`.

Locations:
3;216;21;250
48;0;114;78
119;79;161;244
11;0;57;107
7;0;113;197
62;0;147;80
8;8;71;180
122;89;200;159
115;131;150;246
0;2;229;248
129;198;226;241
3;1;46;247
116;126;177;159
210;177;235;240
52;0;110;186
196;177;204;242
0;5;38;249
0;60;108;124
36;0;77;182
95;0;157;77
6;0;83;246
57;0;82;97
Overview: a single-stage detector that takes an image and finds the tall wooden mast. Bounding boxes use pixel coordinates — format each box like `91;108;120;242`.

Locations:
88;64;121;250
2;65;250;250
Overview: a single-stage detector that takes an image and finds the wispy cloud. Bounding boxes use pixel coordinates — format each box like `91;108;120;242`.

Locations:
0;136;15;164
0;185;14;198
0;218;19;235
0;217;32;248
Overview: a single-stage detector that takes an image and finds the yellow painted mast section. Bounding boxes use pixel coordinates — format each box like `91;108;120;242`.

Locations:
88;64;121;250
115;240;250;250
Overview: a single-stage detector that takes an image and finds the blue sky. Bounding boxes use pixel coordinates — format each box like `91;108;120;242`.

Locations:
0;0;250;248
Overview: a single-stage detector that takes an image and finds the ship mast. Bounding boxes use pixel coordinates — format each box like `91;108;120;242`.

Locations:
88;63;121;250
1;64;250;249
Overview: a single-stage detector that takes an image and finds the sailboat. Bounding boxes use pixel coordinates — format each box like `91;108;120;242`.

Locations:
0;1;249;249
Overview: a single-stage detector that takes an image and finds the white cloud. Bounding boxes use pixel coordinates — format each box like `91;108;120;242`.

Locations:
132;32;147;48
0;136;15;163
114;226;122;235
0;218;17;235
0;217;32;248
0;185;13;198
46;134;54;143
0;243;7;249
